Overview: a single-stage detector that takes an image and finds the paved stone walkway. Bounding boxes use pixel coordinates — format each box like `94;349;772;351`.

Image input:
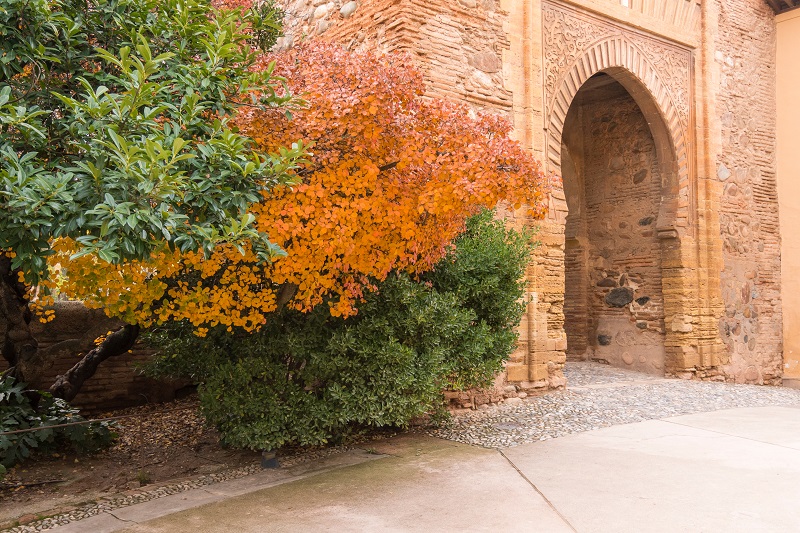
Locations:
53;405;800;533
9;362;800;532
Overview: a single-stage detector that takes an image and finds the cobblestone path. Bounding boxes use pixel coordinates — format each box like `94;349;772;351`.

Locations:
429;362;800;448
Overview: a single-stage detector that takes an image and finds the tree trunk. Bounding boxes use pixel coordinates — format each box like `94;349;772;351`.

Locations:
49;324;140;402
0;255;38;382
1;256;142;403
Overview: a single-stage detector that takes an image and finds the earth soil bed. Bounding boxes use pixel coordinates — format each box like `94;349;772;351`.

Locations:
0;396;258;528
0;395;403;530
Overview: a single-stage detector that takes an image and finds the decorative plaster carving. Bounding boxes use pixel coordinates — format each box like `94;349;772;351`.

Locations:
541;0;695;234
542;2;692;130
542;6;610;111
628;35;691;122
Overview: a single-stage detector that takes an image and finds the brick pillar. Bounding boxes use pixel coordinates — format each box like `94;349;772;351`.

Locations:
508;187;568;389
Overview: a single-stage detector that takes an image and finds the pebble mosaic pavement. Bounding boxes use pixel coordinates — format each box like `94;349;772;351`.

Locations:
429;362;800;448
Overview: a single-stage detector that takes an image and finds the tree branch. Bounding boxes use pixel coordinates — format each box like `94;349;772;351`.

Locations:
49;324;140;402
378;161;399;173
275;282;298;312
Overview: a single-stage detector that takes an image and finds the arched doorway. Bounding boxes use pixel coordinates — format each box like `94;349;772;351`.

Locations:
509;4;728;388
561;73;670;375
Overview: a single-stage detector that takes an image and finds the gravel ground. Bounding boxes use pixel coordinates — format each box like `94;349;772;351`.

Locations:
429;362;800;448
562;360;664;386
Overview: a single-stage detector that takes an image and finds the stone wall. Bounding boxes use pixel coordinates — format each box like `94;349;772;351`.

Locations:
0;0;783;418
712;0;782;384
563;75;666;375
274;0;785;387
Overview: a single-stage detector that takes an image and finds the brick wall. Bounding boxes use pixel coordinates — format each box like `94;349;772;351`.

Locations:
2;302;181;412
279;0;513;114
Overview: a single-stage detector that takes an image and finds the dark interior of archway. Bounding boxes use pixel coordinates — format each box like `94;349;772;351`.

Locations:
561;73;667;375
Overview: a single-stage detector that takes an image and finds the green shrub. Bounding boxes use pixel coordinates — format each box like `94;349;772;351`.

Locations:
423;208;535;389
145;209;535;450
0;376;116;468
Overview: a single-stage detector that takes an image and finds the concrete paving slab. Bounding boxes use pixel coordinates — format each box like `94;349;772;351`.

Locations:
116;435;573;533
44;406;800;533
664;406;800;449
503;409;800;532
204;449;383;497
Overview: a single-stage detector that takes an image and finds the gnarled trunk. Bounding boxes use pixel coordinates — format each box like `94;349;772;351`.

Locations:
1;256;142;402
49;324;140;402
0;255;38;382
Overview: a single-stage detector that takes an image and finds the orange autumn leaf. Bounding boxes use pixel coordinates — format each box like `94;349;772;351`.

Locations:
237;43;552;316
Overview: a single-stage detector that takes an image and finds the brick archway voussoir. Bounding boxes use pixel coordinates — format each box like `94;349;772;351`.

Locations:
547;36;688;199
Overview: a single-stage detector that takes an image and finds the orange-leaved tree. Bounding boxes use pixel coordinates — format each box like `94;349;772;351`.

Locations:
45;41;552;344
239;43;551;317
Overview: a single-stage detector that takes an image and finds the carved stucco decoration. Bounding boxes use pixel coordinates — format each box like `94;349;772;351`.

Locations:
542;1;695;232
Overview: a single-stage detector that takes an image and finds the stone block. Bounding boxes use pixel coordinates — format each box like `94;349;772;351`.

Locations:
528;363;549;382
506;364;529;383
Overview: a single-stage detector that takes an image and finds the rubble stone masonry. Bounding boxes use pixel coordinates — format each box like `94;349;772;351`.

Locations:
563;76;667;376
712;0;782;384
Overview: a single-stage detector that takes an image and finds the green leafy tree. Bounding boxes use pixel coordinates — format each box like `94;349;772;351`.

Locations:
0;0;303;399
